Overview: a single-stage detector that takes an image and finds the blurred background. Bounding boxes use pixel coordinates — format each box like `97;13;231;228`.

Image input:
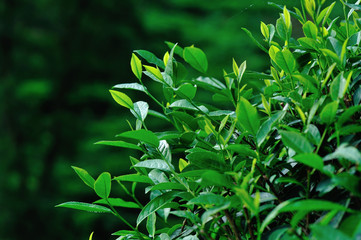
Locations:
0;0;296;239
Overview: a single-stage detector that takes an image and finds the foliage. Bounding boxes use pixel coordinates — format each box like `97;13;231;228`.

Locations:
59;0;361;239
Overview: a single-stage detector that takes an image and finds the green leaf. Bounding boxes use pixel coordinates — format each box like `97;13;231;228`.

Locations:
303;21;318;39
134;159;172;172
186;151;227;171
165;44;177;77
146;213;156;238
183;46;208;73
175;83;197;100
94;140;142;151
71;166;95;189
242;27;268;53
94;172;111;199
94;198;140;209
149;182;186;191
89;232;94;240
311;224;353;240
257;110;286;147
137;192;176;225
144;65;164;83
114;174;153;184
332;173;361;197
237;60;247;84
226;144;257;158
320;49;342;67
279;130;314;154
298;37;320;50
201;201;231;225
337;105;361;127
116;129;159;147
109;90;134;109
292;153;324;172
130;53;142;80
274;49;296;74
292;74;319;94
320;101;338;125
316;2;336;26
165;41;184;57
339;213;361;238
324;144;361;165
345;2;361;11
280;199;350;212
113;83;146;92
130;101;149;121
236;97;260;136
276;17;288;41
56;201;112;214
169;99;198;111
188;193;226;206
134;50;165;69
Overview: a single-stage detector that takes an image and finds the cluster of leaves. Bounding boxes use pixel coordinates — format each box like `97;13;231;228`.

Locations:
57;0;361;239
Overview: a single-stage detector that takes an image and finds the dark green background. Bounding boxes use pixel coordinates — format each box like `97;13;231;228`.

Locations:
0;0;295;239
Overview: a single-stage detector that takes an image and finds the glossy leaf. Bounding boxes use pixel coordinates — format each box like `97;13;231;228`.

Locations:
113;174;153;184
175;83;197;100
257;110;286;147
94;140;142;151
324;144;361;165
109;90;134;109
56;202;112;214
94;172;111;199
274;49;296;74
94;198;140;209
130;53;142;80
149;182;186;191
72;166;95;189
112;83;146;92
146;213;156;238
116;129;159;147
130;101;149;121
293;153;324;172
236;97;260;136
183;46;208;73
320;101;338;125
188;193;226;206
279;130;314;154
137;192;176;225
337;105;361;126
134;50;165;69
134;159;172;172
303;21;318;39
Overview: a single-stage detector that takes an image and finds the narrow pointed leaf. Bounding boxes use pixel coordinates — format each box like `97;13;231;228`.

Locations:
94;140;142;151
279;131;313;153
131;53;142;80
72;166;95;189
56;202;112;214
116;129;159;147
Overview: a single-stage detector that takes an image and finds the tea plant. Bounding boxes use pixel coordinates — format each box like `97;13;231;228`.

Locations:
57;0;361;239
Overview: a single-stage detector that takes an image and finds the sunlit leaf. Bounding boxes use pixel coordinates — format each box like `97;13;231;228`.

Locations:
72;166;95;189
94;172;111;199
183;46;208;73
56;202;112;214
109;90;134;109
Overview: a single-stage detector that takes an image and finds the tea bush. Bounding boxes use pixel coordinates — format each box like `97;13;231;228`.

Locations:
58;0;361;239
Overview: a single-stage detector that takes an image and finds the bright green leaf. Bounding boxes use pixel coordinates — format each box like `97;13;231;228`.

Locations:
183;46;208;73
131;53;142;80
94;172;111;199
116;129;159;147
94;198;140;209
109;90;134;109
56;201;112;214
236;97;260;136
320;101;339;125
71;166;95;189
293;153;324;172
94;140;142;151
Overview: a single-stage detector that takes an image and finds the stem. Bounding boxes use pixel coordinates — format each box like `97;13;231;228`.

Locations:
315;127;327;154
243;208;256;240
224;210;241;240
106;199;146;240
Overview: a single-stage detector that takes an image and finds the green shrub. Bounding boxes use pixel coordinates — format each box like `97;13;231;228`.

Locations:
57;0;361;239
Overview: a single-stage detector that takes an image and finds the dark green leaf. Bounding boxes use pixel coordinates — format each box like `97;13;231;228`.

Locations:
324;144;361;165
257;110;286;147
175;83;197;100
339;213;361;238
149;182;186;191
134;50;165;69
332;173;361;197
337;105;361;127
279;130;314;154
137;192;176;225
146;213;156;238
186;151;227;171
188;193;226;206
274;49;296;74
